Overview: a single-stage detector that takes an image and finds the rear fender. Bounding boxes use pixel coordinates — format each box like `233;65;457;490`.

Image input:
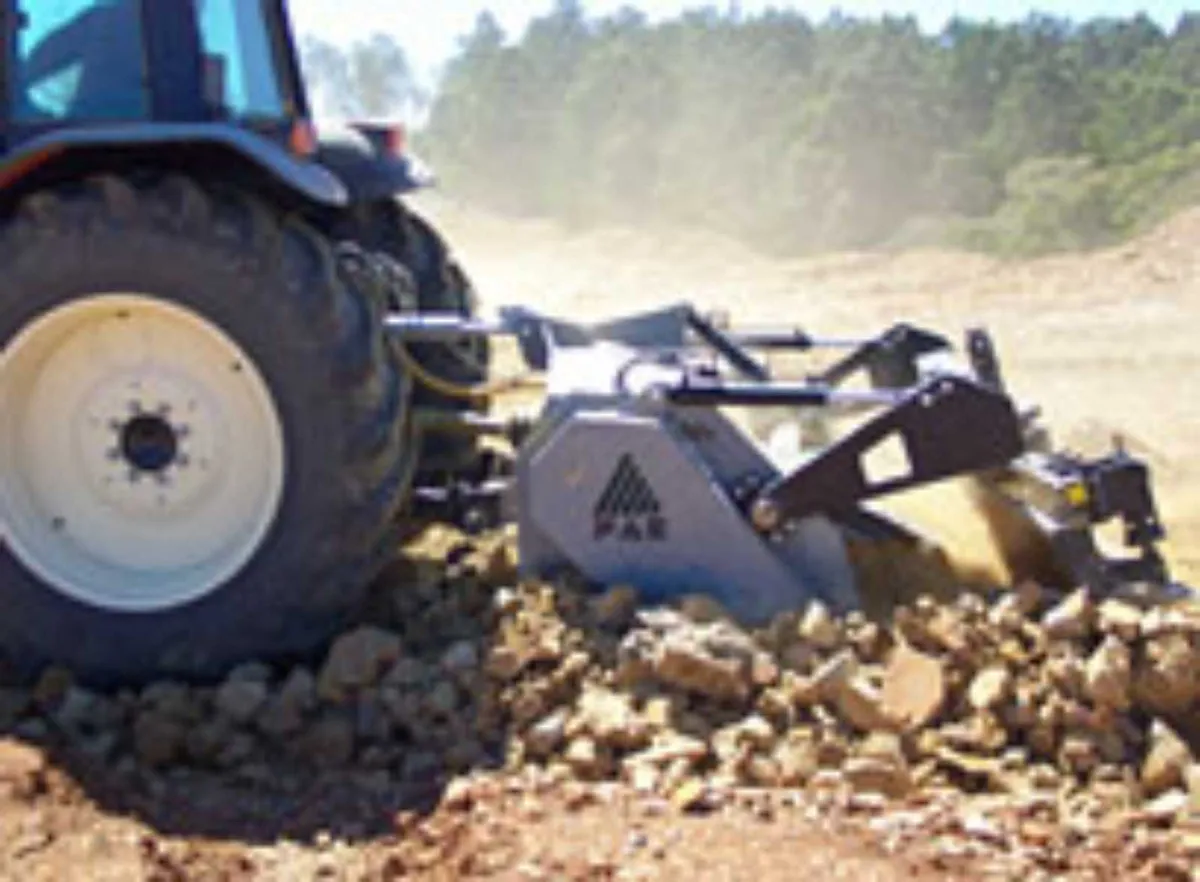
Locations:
0;124;348;209
316;123;436;202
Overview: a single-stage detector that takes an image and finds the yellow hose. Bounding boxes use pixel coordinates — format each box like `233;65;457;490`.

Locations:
393;340;544;402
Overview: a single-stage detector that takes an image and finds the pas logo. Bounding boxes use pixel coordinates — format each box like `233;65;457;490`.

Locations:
594;454;668;542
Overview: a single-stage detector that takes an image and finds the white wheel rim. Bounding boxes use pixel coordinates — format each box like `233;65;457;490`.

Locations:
1;294;286;613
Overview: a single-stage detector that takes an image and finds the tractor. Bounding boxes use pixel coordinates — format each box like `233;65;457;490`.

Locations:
0;0;483;682
1;0;1190;687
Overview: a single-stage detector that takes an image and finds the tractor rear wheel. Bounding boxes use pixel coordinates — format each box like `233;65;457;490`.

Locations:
346;200;490;480
0;176;413;684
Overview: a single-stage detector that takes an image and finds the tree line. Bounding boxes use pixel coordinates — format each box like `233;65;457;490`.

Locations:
305;4;1200;256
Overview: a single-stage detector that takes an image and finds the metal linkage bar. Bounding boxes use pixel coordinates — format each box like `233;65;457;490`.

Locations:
681;308;771;381
751;374;1026;529
384;313;508;340
664;376;900;409
815;323;952;390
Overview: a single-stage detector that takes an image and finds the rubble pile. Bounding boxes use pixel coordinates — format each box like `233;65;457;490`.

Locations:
1;527;1197;858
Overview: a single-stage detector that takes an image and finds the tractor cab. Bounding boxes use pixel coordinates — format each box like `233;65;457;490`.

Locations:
6;0;308;142
1;0;426;204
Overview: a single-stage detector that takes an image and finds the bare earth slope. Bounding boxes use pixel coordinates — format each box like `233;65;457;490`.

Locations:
418;197;1200;583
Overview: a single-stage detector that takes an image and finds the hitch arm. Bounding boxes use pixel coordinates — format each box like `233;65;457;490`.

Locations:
751;375;1026;530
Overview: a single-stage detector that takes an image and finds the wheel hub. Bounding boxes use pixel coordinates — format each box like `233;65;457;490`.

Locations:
119;411;179;476
1;295;286;613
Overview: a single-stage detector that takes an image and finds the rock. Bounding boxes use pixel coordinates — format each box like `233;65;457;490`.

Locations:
1132;633;1199;719
424;680;460;717
679;595;729;624
226;661;273;684
589;585;639;628
441;640;480;676
317;627;404;702
295;715;356;767
654;638;749;703
774;738;819;786
185;720;234;767
0;689;29;729
525;710;569;757
968;667;1013;712
925;607;970;655
32;667;73;711
810;649;858;699
402;750;442;782
1142;789;1189;823
1083;635;1132;711
257;669;317;738
626;733;709;768
733;715;776;751
627;761;660;793
1142;720;1193;797
573;686;649;749
0;738;46;796
843;756;912;799
1097;599;1143;642
813;653;893;732
133;712;188;768
798;602;841;650
214;679;269;726
53;686;120;735
564;736;606;779
139;681;199;722
670;777;710;813
1042;589;1095;642
1185;764;1200;814
881;643;946;731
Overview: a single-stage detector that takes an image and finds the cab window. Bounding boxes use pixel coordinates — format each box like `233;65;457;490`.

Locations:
196;0;287;120
13;0;148;122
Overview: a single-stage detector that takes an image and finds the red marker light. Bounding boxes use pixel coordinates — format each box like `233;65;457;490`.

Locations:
289;119;318;157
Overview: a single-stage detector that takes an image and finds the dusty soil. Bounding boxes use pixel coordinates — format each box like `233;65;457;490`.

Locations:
2;202;1197;881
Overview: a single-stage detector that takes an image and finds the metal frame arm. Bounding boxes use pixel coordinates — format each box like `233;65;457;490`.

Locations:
753;375;1026;527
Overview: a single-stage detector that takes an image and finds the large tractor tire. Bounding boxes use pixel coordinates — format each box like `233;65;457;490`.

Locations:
0;176;413;684
346;200;490;480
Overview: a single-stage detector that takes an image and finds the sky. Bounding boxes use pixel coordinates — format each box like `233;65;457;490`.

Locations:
288;0;1194;80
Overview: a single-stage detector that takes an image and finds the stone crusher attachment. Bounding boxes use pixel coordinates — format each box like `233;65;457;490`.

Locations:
390;304;1191;622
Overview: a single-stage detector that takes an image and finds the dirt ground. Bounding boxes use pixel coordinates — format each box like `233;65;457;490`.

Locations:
3;202;1197;880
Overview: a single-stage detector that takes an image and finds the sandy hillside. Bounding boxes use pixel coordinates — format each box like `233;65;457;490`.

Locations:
416;196;1200;585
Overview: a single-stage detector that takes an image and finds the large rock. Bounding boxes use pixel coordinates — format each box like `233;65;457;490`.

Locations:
0;738;46;797
881;644;946;731
1097;599;1143;642
1042;589;1095;642
812;650;893;732
620;611;761;703
525;709;569;758
295;714;357;767
797;602;842;650
1132;632;1200;719
572;686;650;750
317;627;404;702
214;679;269;726
968;667;1013;712
842;755;912;799
1083;635;1132;711
133;711;188;768
257;668;318;738
1141;720;1194;797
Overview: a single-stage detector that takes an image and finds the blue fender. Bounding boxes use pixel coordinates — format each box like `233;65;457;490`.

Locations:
0;123;349;207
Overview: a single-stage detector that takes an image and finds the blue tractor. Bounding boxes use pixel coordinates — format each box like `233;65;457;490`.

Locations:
0;0;485;682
